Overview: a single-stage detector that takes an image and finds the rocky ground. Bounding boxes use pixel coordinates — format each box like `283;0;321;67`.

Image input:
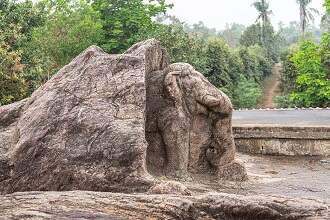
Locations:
182;153;330;203
0;190;327;220
0;153;329;219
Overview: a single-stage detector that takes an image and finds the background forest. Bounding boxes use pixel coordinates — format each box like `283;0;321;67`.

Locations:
0;0;329;108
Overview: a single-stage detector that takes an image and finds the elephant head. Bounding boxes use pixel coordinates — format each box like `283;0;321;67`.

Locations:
164;63;233;116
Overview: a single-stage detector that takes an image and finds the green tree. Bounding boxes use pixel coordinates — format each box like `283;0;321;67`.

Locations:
290;41;330;107
92;0;172;53
323;0;330;32
238;45;271;82
0;37;27;105
29;0;105;69
321;14;330;33
240;23;279;62
320;34;330;78
277;21;300;47
279;46;299;94
325;0;330;13
0;0;44;105
322;0;330;77
252;0;273;45
220;23;246;47
233;77;262;108
204;38;232;89
187;21;217;39
240;24;262;47
141;22;207;73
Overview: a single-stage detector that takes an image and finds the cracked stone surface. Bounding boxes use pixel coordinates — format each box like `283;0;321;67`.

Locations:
0;39;244;193
0;40;167;193
145;62;245;180
0;191;328;220
0;39;328;219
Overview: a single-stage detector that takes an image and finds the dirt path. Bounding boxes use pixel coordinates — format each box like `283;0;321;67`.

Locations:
260;63;282;108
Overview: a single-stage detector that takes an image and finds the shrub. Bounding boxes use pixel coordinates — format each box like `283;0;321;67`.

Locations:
233;77;263;108
289;41;330;107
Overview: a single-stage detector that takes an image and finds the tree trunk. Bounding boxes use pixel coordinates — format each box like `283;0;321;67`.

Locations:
300;4;306;36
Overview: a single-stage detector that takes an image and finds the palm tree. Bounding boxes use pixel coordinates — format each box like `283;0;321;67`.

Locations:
296;0;319;35
252;0;273;44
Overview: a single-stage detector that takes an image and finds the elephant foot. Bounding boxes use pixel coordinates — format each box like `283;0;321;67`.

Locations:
218;160;248;182
148;181;191;196
165;169;192;181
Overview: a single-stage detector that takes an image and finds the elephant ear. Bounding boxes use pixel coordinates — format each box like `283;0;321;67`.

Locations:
164;71;183;103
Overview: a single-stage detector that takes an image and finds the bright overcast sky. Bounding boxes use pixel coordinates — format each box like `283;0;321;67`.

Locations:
167;0;325;30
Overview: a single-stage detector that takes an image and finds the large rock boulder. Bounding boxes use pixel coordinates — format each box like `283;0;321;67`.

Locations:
0;39;244;193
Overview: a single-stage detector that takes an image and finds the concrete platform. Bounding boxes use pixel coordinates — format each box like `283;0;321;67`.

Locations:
184;153;330;204
233;110;330;156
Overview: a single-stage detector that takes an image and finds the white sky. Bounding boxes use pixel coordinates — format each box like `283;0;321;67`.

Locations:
167;0;326;30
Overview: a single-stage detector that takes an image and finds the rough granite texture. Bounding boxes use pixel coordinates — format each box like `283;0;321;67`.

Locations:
146;62;243;180
0;40;327;219
0;191;329;220
0;191;328;220
0;39;244;193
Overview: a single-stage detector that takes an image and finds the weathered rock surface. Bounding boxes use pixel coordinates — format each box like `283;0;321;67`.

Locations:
0;191;327;220
146;63;243;180
0;39;169;193
0;39;245;193
0;99;28;183
0;39;328;219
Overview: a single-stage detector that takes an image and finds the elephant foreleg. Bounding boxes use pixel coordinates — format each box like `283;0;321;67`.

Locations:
159;113;190;178
212;114;235;166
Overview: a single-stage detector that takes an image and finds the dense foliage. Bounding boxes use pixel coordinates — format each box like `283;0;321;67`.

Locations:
219;23;246;48
0;0;170;105
0;0;44;105
31;0;104;68
325;0;330;13
279;40;330;107
142;22;270;108
240;23;281;62
0;0;276;108
278;0;330;107
92;0;171;53
290;40;329;107
2;0;327;108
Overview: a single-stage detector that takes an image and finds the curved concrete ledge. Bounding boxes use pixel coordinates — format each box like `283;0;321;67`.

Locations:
233;110;330;156
233;126;330;156
234;126;330;140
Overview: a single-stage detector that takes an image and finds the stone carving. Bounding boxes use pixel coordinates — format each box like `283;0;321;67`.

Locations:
0;39;245;194
146;63;245;180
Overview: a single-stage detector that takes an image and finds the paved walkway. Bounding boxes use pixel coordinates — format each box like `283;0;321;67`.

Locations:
233;109;330;127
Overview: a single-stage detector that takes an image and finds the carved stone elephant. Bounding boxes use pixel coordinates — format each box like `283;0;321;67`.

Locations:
146;63;245;180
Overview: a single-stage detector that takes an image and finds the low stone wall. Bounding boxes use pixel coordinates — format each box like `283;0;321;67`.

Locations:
233;126;330;156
